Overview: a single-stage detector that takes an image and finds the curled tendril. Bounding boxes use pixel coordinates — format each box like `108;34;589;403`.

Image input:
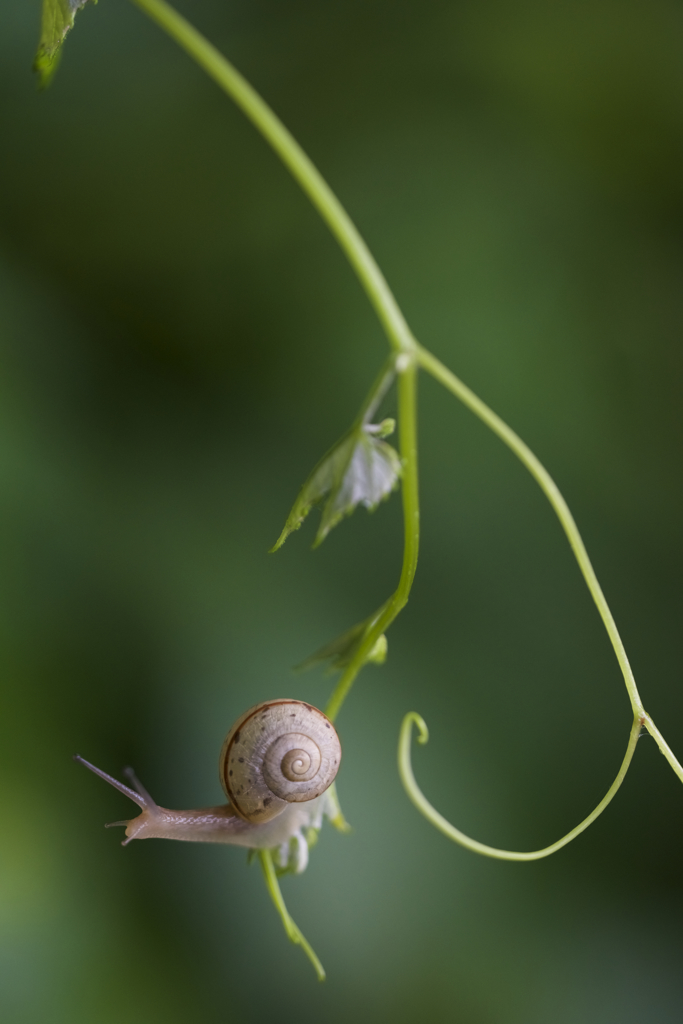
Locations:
398;711;643;862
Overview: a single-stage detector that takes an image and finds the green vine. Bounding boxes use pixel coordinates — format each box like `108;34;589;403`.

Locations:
259;849;326;981
36;0;683;979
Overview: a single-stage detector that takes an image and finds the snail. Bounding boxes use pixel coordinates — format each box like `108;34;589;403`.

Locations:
75;699;342;874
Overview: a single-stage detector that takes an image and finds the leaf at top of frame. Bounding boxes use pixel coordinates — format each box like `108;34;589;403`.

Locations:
271;419;402;552
33;0;94;88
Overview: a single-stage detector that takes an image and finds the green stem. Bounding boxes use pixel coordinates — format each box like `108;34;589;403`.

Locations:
354;356;397;427
325;356;419;722
415;344;644;717
258;849;325;981
642;714;683;783
128;0;416;357
399;711;642;860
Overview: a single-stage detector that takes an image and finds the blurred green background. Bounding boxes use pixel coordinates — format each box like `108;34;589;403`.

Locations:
2;1;683;1021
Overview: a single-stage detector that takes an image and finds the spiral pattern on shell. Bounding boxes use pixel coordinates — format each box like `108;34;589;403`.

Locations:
219;700;342;823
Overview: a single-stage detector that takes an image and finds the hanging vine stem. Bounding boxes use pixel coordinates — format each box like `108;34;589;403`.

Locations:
126;0;683;941
325;352;419;722
259;849;325;980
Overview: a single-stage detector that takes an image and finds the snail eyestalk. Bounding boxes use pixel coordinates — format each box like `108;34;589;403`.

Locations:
123;765;158;807
73;754;149;810
398;711;642;861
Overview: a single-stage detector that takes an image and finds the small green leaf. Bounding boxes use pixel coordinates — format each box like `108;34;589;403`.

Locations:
296;619;365;672
296;604;389;673
271;421;402;551
33;0;93;88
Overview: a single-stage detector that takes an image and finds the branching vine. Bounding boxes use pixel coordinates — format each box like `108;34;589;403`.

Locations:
36;0;683;978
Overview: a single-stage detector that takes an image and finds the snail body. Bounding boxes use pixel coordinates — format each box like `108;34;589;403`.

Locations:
75;699;342;874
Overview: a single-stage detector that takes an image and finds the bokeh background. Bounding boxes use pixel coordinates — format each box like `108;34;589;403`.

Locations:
2;1;683;1021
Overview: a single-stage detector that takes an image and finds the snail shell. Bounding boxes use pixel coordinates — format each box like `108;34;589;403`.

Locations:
219;699;342;824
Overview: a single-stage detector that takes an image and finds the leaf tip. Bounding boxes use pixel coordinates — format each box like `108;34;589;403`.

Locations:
269;532;288;554
33;0;93;89
32;46;61;90
329;812;353;834
311;528;327;550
